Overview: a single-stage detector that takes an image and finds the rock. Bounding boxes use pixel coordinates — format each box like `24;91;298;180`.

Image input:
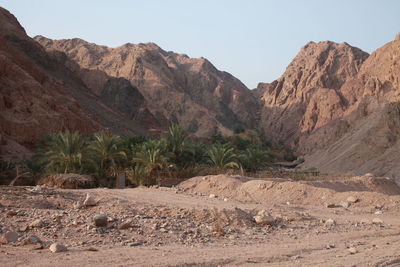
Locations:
83;193;97;206
119;219;132;230
83;247;98;252
396;32;400;42
29;219;44;228
209;194;216;199
325;202;336;208
223;198;228;202
129;242;142;247
326;243;335;249
346;196;358;203
3;231;18;243
73;201;83;209
228;235;236;240
372;218;384;224
6;210;17;217
49;242;67;253
93;214;108;227
348;247;358;254
253;210;275;225
325;219;335;226
18;226;28;232
339;201;350;208
23;235;41;245
374;210;383;215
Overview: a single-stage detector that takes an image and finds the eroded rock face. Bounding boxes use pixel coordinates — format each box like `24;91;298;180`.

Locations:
257;41;369;149
34;36;260;136
0;7;161;160
0;8;101;160
257;36;400;179
301;36;400;179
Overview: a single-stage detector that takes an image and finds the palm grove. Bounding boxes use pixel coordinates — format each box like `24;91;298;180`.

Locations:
32;125;293;187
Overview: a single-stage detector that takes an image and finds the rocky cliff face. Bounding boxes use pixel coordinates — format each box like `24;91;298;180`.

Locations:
257;36;400;179
301;35;400;178
35;36;259;136
257;41;369;149
0;7;160;160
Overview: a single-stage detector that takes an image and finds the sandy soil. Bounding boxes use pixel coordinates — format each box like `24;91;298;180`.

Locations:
1;175;400;266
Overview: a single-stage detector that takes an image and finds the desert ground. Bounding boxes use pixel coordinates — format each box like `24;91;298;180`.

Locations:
1;174;400;267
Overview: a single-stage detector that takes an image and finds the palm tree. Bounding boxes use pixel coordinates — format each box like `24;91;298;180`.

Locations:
240;147;271;173
133;140;168;183
35;131;88;174
207;143;239;170
180;142;207;168
166;124;187;166
89;133;127;177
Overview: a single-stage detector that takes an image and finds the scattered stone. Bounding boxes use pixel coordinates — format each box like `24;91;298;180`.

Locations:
93;214;108;227
23;235;41;245
29;219;44;228
49;242;67;253
119;219;132;230
209;194;216;199
372;218;384;224
73;201;83;209
339;201;350;208
325;219;335;227
83;247;98;252
348;247;358;254
228;235;236;240
253;210;275;225
83;193;97;206
3;231;18;243
18;226;28;232
325;202;336;208
6;210;17;217
347;196;358;203
326;243;335;249
374;210;383;215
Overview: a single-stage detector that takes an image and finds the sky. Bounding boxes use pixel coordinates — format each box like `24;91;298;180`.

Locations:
1;0;399;88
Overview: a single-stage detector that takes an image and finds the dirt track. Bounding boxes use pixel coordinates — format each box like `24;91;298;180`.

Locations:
1;175;400;266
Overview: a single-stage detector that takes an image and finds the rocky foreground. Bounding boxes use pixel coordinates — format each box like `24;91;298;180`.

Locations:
1;175;400;266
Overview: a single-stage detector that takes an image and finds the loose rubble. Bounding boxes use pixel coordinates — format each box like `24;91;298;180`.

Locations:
1;174;400;266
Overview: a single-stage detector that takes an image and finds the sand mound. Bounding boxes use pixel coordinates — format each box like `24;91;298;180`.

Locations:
38;173;95;189
178;174;400;205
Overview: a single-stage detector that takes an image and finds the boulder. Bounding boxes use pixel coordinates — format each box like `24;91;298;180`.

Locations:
83;193;97;206
253;210;275;225
346;196;358;203
93;214;108;227
49;242;67;253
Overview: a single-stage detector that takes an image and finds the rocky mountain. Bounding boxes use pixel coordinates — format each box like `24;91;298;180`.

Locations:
302;34;400;178
0;7;160;160
256;36;400;179
34;36;260;136
256;41;369;150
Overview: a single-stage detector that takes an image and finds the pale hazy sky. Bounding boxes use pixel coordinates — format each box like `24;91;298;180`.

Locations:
1;0;399;88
